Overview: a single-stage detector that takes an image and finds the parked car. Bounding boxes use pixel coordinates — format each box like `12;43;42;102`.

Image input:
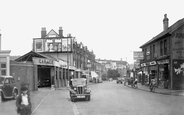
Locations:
38;79;50;87
0;76;19;101
116;77;123;84
69;78;91;102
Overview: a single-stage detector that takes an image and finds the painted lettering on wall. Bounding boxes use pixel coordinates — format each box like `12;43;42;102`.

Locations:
172;32;184;59
39;59;53;65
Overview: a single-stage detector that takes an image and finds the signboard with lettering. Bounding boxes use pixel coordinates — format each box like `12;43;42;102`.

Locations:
33;57;54;66
172;28;184;59
133;51;143;60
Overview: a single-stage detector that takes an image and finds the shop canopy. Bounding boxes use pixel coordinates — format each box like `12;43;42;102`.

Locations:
91;71;98;78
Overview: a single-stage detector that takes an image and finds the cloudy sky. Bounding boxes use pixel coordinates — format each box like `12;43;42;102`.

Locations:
0;0;184;63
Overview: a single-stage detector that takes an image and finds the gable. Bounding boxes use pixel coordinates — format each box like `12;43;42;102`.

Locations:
45;29;59;38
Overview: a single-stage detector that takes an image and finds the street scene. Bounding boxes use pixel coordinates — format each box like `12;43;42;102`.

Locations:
1;1;184;115
0;80;184;115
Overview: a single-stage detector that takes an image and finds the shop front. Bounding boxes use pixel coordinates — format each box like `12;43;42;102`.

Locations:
157;59;170;89
148;61;157;85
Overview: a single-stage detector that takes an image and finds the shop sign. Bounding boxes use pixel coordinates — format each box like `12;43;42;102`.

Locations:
69;66;76;70
133;51;143;60
141;63;146;67
33;57;54;66
59;60;67;68
157;59;169;65
149;61;157;65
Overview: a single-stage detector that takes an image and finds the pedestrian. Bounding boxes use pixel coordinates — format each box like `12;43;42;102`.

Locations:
16;86;32;115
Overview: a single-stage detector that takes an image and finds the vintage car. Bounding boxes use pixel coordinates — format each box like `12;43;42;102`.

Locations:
0;76;19;101
116;77;123;84
69;78;91;102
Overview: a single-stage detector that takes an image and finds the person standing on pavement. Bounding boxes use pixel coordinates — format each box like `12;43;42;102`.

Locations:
16;86;32;115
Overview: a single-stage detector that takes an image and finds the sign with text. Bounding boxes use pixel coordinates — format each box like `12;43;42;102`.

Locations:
33;57;54;66
172;31;184;59
133;51;143;60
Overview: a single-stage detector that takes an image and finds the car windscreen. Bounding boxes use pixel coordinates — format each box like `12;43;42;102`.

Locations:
72;79;86;86
0;77;5;85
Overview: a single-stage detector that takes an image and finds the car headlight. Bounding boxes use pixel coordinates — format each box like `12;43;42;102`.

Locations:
74;88;76;90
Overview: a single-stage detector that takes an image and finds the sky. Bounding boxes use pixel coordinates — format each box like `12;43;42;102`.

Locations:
0;0;184;64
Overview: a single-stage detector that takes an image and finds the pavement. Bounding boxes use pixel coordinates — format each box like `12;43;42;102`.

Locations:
29;81;97;115
126;83;184;96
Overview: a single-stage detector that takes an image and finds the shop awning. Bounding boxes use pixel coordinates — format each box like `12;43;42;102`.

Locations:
91;71;98;78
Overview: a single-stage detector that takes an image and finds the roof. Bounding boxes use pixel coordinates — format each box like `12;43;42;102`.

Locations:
15;51;57;62
140;18;184;48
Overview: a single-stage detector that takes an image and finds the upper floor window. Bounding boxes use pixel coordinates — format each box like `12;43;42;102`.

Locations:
145;48;147;59
160;41;163;56
164;40;167;55
150;46;152;59
153;44;155;58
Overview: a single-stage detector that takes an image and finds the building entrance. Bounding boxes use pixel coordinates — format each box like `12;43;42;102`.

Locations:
38;66;51;88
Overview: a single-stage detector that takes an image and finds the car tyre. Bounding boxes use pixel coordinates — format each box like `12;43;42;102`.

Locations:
86;95;90;101
1;92;5;101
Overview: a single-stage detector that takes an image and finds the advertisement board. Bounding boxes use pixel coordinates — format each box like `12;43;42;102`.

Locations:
133;51;143;60
35;39;43;52
172;59;184;89
34;38;72;52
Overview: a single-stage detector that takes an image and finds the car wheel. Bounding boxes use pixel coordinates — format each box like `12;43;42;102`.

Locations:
86;95;90;101
13;90;18;99
1;92;5;101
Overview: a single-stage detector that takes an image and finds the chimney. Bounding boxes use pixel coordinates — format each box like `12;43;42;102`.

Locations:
59;27;63;37
41;27;47;38
67;33;71;37
163;14;169;31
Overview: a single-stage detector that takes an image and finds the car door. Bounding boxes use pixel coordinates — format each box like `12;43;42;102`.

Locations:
3;78;12;97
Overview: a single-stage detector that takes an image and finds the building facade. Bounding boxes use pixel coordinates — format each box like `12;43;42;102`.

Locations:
140;14;184;90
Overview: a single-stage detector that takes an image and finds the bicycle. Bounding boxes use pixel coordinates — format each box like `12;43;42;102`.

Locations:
149;82;156;92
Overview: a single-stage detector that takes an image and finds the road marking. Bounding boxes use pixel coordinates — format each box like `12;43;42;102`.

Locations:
31;91;51;115
70;101;80;115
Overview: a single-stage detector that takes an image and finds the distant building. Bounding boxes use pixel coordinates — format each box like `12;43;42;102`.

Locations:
96;59;128;77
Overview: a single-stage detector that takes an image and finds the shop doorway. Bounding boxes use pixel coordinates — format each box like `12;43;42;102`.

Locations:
38;66;51;88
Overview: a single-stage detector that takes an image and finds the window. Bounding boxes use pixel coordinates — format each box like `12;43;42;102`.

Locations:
153;45;155;58
150;46;152;59
0;63;7;76
145;48;147;60
164;40;167;55
1;70;6;75
160;41;163;56
1;63;6;68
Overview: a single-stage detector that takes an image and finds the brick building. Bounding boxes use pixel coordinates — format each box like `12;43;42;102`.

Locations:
140;14;184;90
14;27;98;90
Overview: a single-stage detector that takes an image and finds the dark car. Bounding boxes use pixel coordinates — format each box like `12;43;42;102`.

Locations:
0;76;19;101
117;77;123;84
69;78;91;102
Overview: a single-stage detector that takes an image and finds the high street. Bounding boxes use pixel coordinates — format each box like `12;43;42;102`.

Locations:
0;81;184;115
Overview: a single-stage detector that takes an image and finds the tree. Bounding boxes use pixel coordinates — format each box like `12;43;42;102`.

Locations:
107;69;121;79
